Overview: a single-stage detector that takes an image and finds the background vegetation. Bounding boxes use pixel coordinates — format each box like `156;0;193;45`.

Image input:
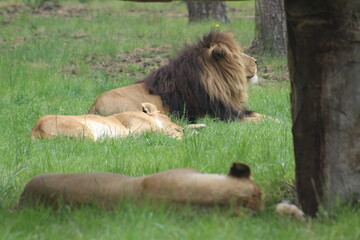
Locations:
0;1;358;239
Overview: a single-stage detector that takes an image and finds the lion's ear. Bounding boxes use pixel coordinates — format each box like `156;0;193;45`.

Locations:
209;43;231;60
142;103;159;114
229;162;251;178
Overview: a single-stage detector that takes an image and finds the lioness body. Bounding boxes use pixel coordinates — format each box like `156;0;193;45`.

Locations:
31;103;183;140
17;163;263;211
89;31;262;122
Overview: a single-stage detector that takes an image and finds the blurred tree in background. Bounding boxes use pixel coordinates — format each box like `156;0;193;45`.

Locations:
186;1;228;23
250;0;287;54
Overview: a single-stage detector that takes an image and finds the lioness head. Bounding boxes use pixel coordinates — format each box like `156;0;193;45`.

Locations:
228;162;264;210
242;53;258;84
142;103;184;139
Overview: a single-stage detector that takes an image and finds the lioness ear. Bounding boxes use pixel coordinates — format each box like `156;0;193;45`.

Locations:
229;162;251;178
142;103;159;114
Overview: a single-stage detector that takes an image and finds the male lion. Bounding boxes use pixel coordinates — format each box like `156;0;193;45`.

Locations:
31;103;187;140
88;31;263;123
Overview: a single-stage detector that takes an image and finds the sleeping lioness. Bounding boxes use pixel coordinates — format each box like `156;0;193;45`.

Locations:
30;103;204;140
17;162;264;212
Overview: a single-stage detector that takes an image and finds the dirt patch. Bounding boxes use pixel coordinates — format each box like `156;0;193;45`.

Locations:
228;6;255;19
0;2;186;20
70;33;90;39
0;2;92;19
12;36;27;47
67;45;172;79
31;1;62;14
63;62;78;76
77;46;288;83
260;65;289;83
125;5;187;18
0;3;26;17
32;2;91;18
163;11;187;18
0;3;24;25
247;53;289;83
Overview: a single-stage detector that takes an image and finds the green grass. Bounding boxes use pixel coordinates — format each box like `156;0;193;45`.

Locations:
0;1;359;239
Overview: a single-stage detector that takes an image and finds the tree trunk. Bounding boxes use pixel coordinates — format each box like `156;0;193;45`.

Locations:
251;0;287;54
186;1;228;23
285;0;360;217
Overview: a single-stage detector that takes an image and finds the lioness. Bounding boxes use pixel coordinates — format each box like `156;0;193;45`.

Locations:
17;162;305;221
31;103;187;140
17;162;263;212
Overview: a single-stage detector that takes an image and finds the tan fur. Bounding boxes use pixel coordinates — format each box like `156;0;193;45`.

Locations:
31;103;184;140
17;162;264;212
276;202;306;222
196;32;260;120
243;53;259;84
200;32;252;111
89;83;168;116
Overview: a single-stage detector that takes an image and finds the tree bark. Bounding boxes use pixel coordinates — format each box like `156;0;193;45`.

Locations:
186;1;228;23
286;0;360;217
251;0;287;54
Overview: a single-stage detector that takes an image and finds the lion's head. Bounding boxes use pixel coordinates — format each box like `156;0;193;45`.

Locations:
243;53;259;84
141;31;257;122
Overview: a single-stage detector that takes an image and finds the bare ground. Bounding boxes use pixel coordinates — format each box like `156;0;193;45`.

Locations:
82;45;172;79
0;2;90;20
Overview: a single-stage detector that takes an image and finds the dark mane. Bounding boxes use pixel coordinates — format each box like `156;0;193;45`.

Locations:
139;31;250;122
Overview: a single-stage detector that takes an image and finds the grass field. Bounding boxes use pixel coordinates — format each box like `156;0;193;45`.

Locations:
0;1;359;239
